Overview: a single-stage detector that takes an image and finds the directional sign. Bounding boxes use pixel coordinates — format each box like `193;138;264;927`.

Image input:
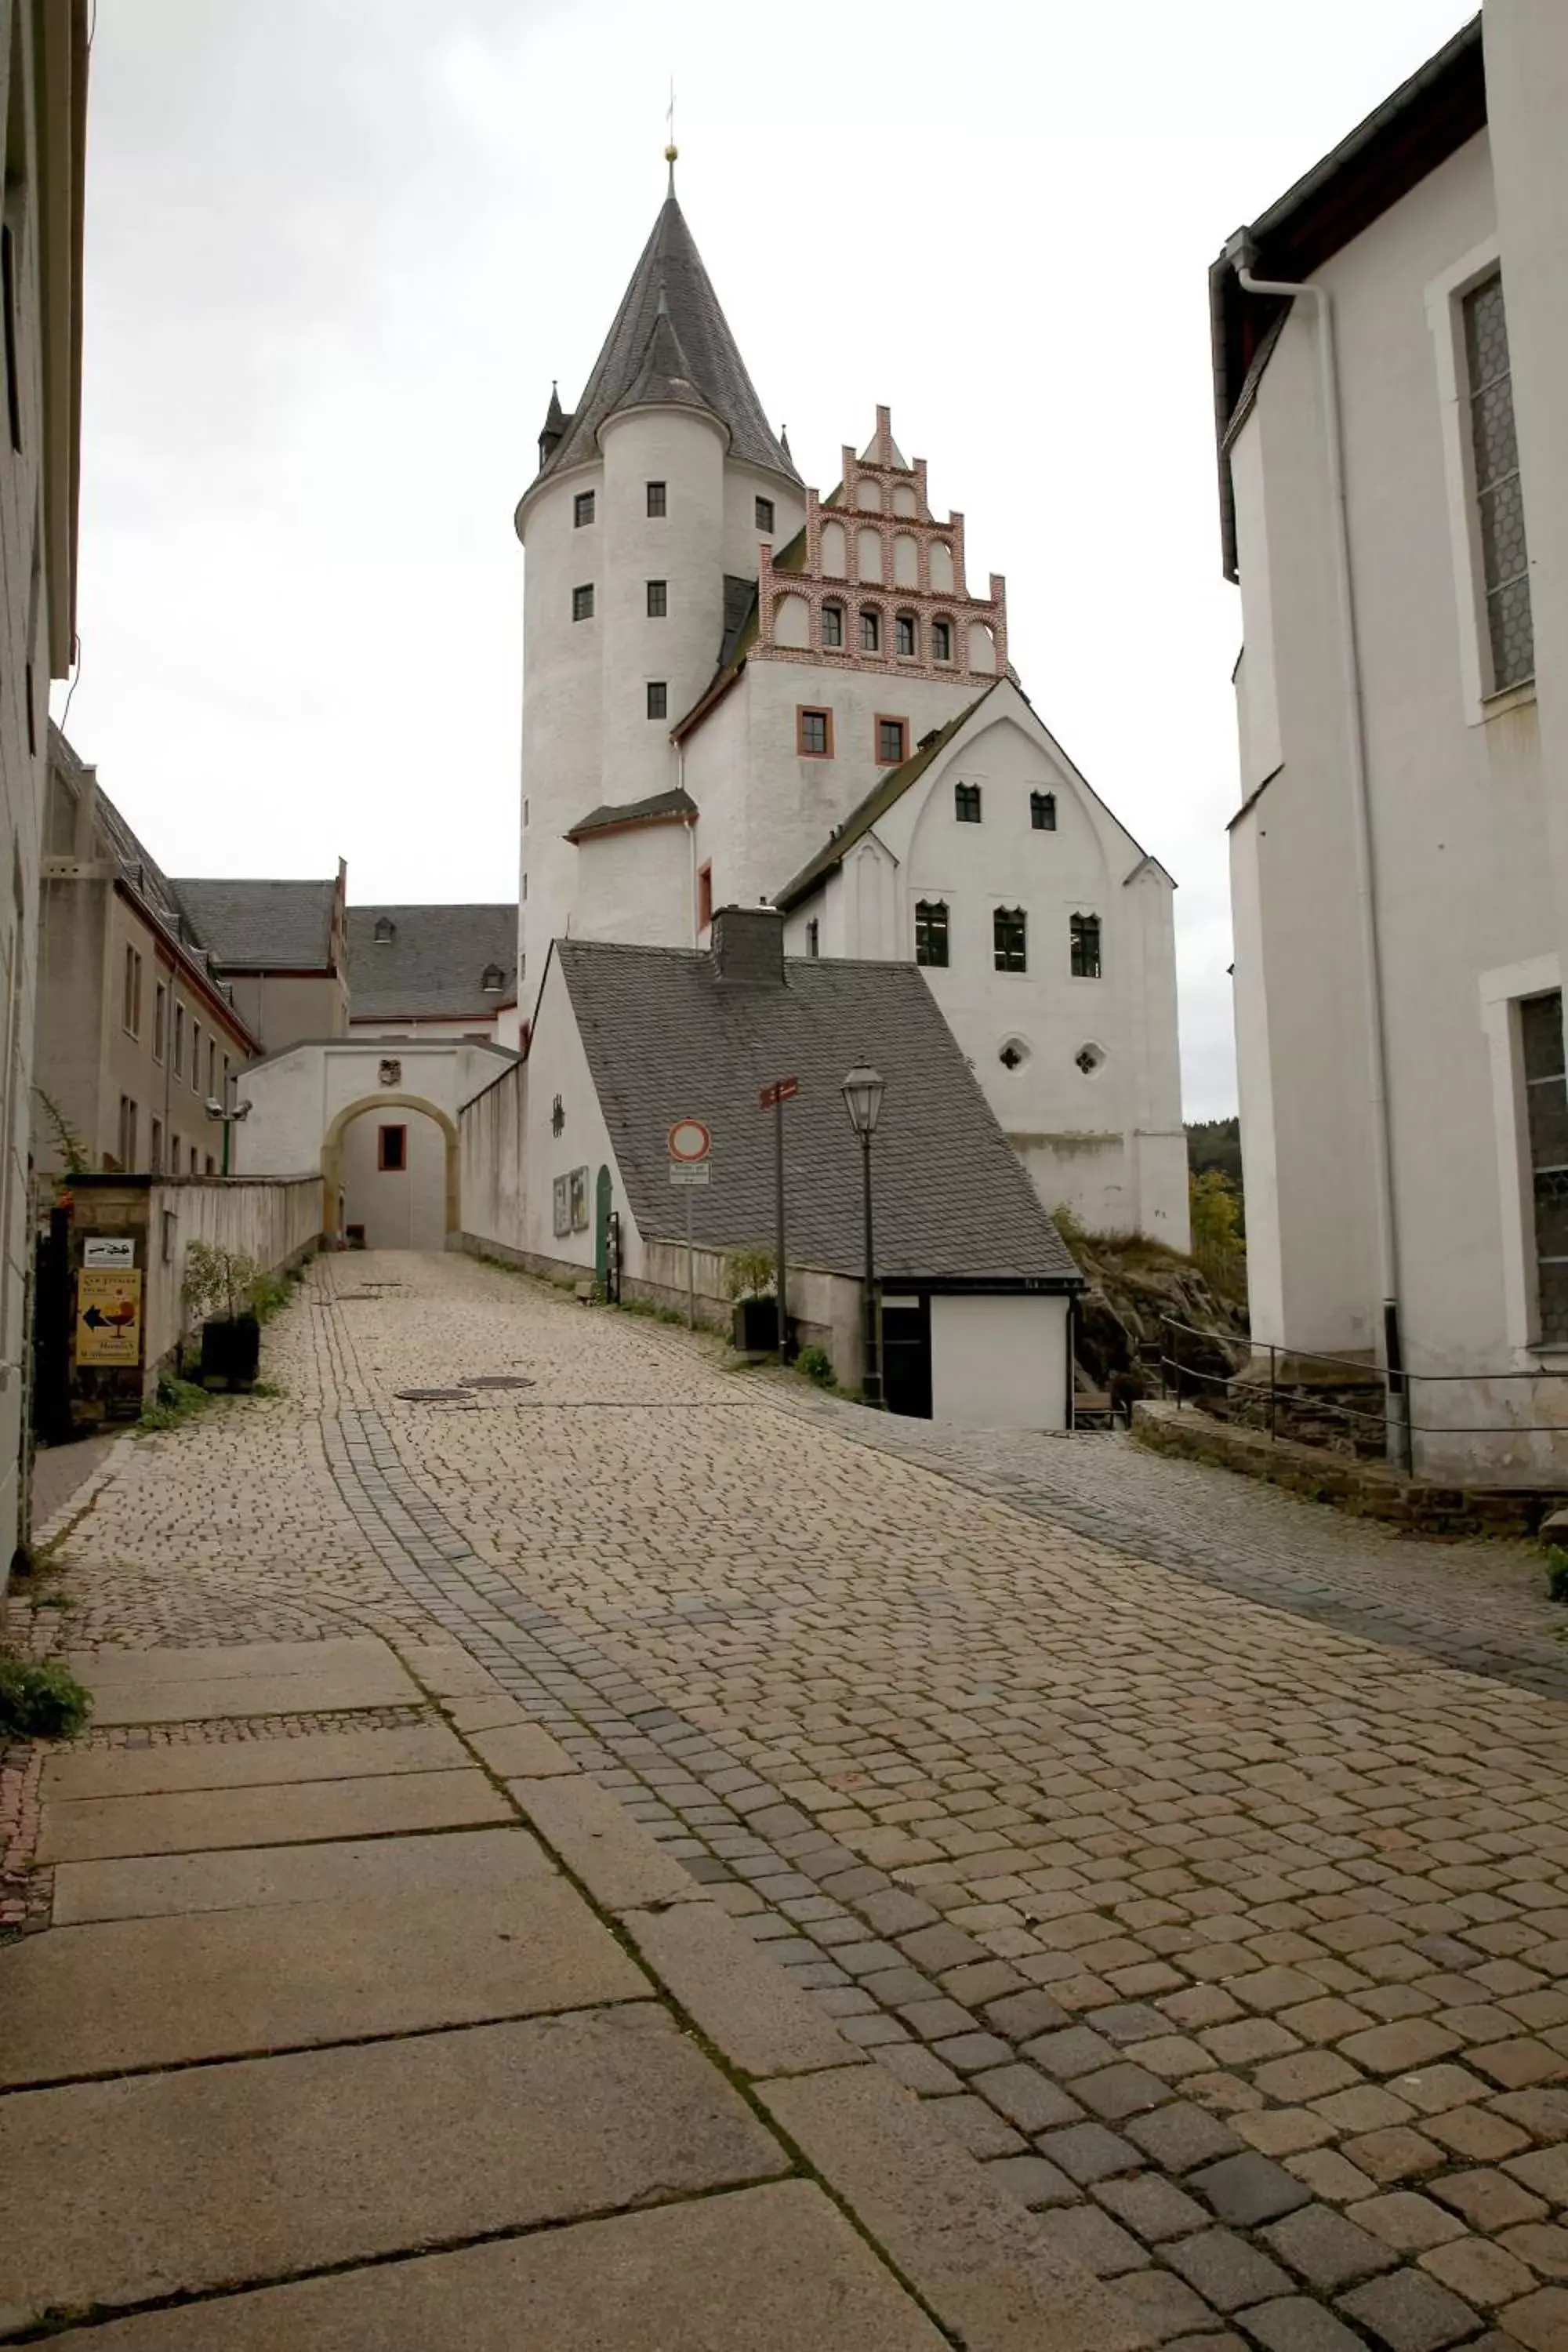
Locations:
75;1269;143;1367
667;1118;712;1163
83;1236;135;1269
759;1076;799;1110
668;1163;711;1187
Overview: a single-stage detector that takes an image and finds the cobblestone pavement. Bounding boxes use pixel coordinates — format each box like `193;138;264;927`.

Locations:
31;1250;1568;2352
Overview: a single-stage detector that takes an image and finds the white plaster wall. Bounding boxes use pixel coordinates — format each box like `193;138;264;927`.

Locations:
722;463;805;581
929;1294;1069;1428
519;462;604;1000
349;1017;508;1043
340;1104;447;1249
237;1040;512;1175
601;407;724;811
147;1177;323;1371
574;821;694;946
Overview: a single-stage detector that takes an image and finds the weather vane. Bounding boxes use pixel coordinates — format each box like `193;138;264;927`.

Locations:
665;79;677;192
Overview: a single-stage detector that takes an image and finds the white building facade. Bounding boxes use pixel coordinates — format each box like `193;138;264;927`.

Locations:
514;183;1187;1243
1214;5;1568;1479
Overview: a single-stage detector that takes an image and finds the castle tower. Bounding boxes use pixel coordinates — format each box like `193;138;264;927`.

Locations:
514;181;803;1002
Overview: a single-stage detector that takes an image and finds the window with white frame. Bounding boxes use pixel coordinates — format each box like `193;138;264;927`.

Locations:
1521;991;1568;1344
1463;271;1534;692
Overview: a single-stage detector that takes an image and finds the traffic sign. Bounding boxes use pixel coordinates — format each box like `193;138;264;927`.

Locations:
668;1163;710;1186
667;1118;712;1163
75;1269;143;1367
759;1076;799;1109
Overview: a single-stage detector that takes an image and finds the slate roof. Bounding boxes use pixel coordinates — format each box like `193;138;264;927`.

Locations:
555;935;1080;1287
172;877;338;971
565;788;695;844
774;690;995;911
537;194;798;487
348;905;517;1021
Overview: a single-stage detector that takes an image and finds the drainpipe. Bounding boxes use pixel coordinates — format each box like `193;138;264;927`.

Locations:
1225;234;1408;1464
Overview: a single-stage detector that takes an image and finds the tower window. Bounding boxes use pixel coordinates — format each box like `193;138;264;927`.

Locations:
755;496;775;533
822;603;844;649
806;918;820;957
954;782;982;823
994;906;1028;973
572;583;594;622
646;480;666;517
698;862;713;931
895;614;916;658
915;899;949;969
1464;270;1533;691
1069;913;1102;978
573;490;596;528
859;608;880;653
877;717;907;765
647;681;668;720
797;706;833;757
378;1124;408;1173
647;579;667;617
932;619;953;662
1030;791;1057;831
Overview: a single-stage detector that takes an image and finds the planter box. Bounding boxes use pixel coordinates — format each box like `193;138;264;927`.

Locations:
200;1313;261;1389
731;1296;779;1356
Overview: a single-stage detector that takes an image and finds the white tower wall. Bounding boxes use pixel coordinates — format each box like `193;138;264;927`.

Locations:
600;406;727;808
519;463;604;999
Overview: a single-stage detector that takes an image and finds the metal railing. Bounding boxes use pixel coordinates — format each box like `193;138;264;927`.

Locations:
1158;1315;1568;1478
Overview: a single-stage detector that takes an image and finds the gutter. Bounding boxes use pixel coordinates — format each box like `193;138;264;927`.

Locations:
1225;234;1407;1450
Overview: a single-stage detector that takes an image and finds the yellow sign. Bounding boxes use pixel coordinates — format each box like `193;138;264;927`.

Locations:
75;1267;143;1366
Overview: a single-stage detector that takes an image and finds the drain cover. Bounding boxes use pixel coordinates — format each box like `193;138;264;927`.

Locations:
461;1376;537;1391
393;1387;470;1403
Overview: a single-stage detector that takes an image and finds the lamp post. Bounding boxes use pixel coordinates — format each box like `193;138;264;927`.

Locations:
205;1087;252;1176
840;1063;885;1410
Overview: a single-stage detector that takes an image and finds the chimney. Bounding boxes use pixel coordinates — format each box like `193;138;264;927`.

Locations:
710;905;785;987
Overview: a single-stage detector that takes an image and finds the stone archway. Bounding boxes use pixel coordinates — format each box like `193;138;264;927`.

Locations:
321;1092;461;1246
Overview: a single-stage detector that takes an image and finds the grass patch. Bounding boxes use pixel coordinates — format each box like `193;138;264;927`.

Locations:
794;1344;836;1389
136;1374;217;1436
0;1653;92;1739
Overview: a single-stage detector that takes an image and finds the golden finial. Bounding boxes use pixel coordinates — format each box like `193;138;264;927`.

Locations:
665;80;677;191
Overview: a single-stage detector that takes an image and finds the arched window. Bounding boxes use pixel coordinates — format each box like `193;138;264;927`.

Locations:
1070;913;1102;978
914;900;949;969
1030;791;1057;831
822;602;844;650
931;618;953;663
859;608;880;653
895;613;917;659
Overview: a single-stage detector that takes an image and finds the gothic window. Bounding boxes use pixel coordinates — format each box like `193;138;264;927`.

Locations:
573;491;595;528
932;619;953;662
895;613;916;659
797;706;832;757
1069;913;1102;978
647;681;668;720
647;579;667;617
994;907;1027;973
378;1124;407;1173
1000;1040;1029;1071
915;899;949;969
646;480;666;517
1464;270;1533;691
1030;791;1057;831
954;782;982;823
822;603;844;649
755;495;775;533
859;608;880;653
806;919;820;958
877;717;907;765
1523;992;1568;1342
572;583;594;622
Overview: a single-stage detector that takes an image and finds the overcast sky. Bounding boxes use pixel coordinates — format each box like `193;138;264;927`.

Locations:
67;0;1475;1118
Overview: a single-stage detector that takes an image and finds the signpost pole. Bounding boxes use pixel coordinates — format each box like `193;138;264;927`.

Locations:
685;1179;695;1330
774;1094;787;1365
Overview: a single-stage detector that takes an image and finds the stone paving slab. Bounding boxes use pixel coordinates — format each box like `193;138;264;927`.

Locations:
0;2008;788;2331
69;1636;411;1687
622;1896;869;2078
42;1722;467;1800
34;2181;950;2350
81;1657;420;1725
53;1824;553;1924
0;1878;650;2086
38;1767;509;1861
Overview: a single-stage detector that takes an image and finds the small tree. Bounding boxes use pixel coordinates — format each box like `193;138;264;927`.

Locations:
1189;1169;1242;1258
723;1243;776;1301
183;1240;261;1325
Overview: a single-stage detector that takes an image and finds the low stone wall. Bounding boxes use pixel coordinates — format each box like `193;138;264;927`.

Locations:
1133;1396;1559;1535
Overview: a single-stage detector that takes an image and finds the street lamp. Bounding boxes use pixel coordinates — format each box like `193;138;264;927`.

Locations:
840;1064;885;1410
205;1094;252;1176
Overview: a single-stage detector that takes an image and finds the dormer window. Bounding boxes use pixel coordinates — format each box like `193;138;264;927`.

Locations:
374;916;394;944
481;964;504;993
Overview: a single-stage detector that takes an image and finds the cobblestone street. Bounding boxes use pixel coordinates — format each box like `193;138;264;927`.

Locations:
20;1247;1568;2352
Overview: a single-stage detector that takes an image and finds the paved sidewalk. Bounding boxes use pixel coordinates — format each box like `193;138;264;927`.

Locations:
11;1248;1568;2352
0;1628;1126;2347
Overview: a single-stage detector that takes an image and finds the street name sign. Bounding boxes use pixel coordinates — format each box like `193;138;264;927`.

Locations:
758;1076;799;1109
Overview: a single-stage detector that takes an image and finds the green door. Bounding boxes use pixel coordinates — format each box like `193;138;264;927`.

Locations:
594;1166;612;1289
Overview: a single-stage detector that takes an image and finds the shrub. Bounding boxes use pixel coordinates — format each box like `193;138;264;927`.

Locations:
0;1653;92;1739
137;1374;214;1435
1547;1547;1568;1605
183;1242;262;1324
795;1344;835;1388
724;1243;776;1301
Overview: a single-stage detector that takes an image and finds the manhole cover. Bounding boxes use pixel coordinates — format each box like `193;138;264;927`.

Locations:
461;1376;537;1391
392;1388;470;1403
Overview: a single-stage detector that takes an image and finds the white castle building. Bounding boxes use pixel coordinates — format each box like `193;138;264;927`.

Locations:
514;172;1187;1243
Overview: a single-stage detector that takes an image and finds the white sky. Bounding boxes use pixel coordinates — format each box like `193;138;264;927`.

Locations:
66;0;1475;1118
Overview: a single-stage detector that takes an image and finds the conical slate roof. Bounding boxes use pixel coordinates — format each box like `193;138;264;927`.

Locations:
538;194;798;485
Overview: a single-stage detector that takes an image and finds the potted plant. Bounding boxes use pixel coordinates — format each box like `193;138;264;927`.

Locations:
183;1241;263;1388
724;1243;778;1357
